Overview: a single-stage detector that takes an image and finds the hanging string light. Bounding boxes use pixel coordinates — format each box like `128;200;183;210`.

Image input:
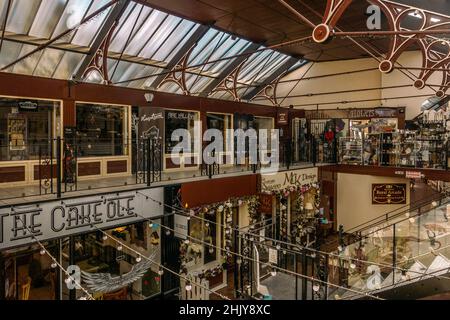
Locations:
136;192;450;298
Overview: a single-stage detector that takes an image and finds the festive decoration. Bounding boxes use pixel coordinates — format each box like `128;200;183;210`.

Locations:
81;250;158;294
189;265;224;280
180;196;260;275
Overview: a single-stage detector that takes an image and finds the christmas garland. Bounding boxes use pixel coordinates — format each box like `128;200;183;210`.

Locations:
180;195;261;274
190;265;224;280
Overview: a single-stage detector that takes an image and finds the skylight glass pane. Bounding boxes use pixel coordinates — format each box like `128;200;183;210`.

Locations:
51;0;92;44
187;75;213;95
124;10;168;57
0;40;23;71
152;20;197;63
127;65;163;89
12;44;41;75
207;39;251;74
110;4;153;53
29;0;68;39
188;29;220;65
240;51;278;83
163;26;196;62
139;15;182;59
33;48;65;77
6;0;42;35
72;0;112;47
255;55;289;82
238;51;271;82
53;51;84;79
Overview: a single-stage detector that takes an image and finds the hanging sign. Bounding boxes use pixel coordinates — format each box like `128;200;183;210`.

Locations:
268;248;278;264
258;193;273;214
0;188;164;250
174;214;189;240
277;110;289;125
372;184;407;205
261;167;318;193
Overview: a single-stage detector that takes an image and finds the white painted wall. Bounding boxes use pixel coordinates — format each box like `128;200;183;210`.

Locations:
336;173;410;231
269;51;441;119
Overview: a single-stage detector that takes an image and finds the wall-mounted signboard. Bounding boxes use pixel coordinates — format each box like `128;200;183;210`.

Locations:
372;184;407;205
0;188;164;250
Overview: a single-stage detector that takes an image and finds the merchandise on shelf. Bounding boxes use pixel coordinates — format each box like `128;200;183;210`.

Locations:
363;133;380;166
416;120;447;169
339;138;363;165
393;130;417;167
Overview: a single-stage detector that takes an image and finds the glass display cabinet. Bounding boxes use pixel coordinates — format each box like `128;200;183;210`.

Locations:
339;137;363;165
394;131;417;167
363;133;380;166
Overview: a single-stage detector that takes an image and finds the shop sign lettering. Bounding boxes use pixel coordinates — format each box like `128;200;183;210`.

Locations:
372;184;407;205
305;108;399;120
167;111;196;120
141;113;163;122
261;168;318;193
0;188;164;250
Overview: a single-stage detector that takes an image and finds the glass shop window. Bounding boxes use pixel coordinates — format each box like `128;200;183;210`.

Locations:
61;221;161;300
206;113;232;152
253;117;274;150
165;110;199;154
3;241;59;300
75;103;129;157
187;213;219;268
0;98;60;161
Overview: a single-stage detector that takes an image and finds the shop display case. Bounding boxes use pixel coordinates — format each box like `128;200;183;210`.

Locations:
363;133;380;166
394;131;417;167
416;121;447;169
380;133;395;166
7;114;27;161
338;138;363;165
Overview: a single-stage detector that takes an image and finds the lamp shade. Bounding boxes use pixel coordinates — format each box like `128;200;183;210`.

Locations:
305;202;314;210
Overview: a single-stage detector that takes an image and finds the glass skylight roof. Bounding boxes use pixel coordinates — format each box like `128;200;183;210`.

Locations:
0;0;305;101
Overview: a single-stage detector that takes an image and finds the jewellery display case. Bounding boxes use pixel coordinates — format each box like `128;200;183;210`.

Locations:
393;131;417;167
363;133;380;166
380;133;395;166
416;120;447;169
338;138;363;165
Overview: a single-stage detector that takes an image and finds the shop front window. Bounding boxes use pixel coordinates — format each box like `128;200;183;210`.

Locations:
187;213;220;268
2;241;59;300
165;110;199;154
61;221;161;300
75;103;129;157
253;117;274;151
0;98;60;161
206;113;232;153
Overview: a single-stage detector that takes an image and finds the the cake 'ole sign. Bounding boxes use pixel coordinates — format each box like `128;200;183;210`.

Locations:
372;184;407;205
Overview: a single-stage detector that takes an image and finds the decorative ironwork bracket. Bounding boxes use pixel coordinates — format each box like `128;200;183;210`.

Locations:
252;72;286;106
82;22;117;84
157;44;197;95
208;59;248;101
311;0;450;96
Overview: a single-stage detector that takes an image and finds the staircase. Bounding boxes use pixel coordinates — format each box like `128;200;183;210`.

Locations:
326;194;450;300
